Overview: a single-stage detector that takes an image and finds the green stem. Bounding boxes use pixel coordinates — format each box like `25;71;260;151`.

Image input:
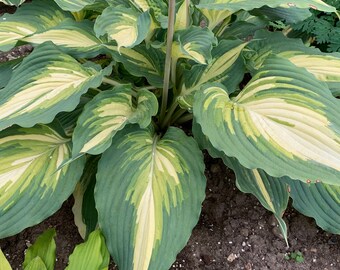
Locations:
161;101;179;129
159;0;176;124
102;77;121;87
175;113;193;125
170;108;187;125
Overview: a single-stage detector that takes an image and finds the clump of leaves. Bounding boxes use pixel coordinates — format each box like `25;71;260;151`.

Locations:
0;0;339;269
284;251;305;263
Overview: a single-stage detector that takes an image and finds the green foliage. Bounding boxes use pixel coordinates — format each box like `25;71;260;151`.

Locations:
284;251;305;263
0;0;340;269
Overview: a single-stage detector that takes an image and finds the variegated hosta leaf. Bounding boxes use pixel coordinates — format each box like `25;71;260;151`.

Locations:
0;0;24;6
66;230;110;270
72;85;158;156
194;56;340;186
0;124;85;238
245;30;340;97
172;27;217;65
0;42;109;132
94;6;151;50
96;125;206;270
0;249;12;270
192;120;289;242
196;0;336;12
22;19;104;58
0;0;70;51
199;8;233;30
174;0;191;30
53;0;95;12
178;39;247;109
23;229;56;270
286;180;340;234
106;44;165;88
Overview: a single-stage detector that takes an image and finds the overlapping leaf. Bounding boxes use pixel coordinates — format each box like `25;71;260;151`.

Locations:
0;124;85;238
199;8;232;30
0;0;24;6
286;180;340;234
72;85;158;157
192;121;289;242
94;6;151;50
194;56;340;186
0;42;108;132
172;27;217;65
0;0;70;51
0;59;21;89
178;39;247;108
96;125;206;270
196;0;335;12
73;156;99;239
66;230;110;270
22;20;103;58
0;250;11;270
245;30;340;96
23;229;56;270
53;0;95;12
106;44;165;87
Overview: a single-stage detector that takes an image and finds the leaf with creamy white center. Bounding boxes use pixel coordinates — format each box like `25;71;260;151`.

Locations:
194;56;340;186
95;125;206;270
66;230;110;270
72;85;158;157
196;0;335;12
245;30;340;97
192;120;289;242
0;249;12;270
174;0;191;31
0;124;85;238
0;0;70;51
106;44;165;88
285;180;340;234
172;27;217;65
199;8;233;30
53;0;95;12
178;39;247;109
22;19;103;58
94;6;151;50
23;229;56;270
0;42;109;132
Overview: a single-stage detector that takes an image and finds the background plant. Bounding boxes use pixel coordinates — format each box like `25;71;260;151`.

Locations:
0;0;339;269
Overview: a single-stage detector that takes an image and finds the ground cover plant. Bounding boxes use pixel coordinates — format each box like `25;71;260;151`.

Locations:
0;0;339;269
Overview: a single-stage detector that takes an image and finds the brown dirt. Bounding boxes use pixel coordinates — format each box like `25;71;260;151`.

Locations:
1;156;339;270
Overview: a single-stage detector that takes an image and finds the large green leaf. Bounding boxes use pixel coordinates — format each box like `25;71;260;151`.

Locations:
245;30;340;97
178;39;247;108
73;156;99;239
72;85;158;157
194;56;340;186
286;180;340;234
106;44;165;88
53;0;95;11
196;0;336;12
0;124;85;238
22;19;104;58
0;0;25;6
0;59;21;89
0;0;70;51
66;230;110;270
23;229;56;270
96;125;206;270
94;6;151;50
0;42;108;132
192;121;289;242
172;27;217;65
0;249;12;270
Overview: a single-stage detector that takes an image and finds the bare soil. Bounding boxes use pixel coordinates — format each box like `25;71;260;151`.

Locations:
1;156;339;270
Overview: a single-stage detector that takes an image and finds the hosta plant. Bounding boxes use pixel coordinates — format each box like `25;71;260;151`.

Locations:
0;0;340;269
